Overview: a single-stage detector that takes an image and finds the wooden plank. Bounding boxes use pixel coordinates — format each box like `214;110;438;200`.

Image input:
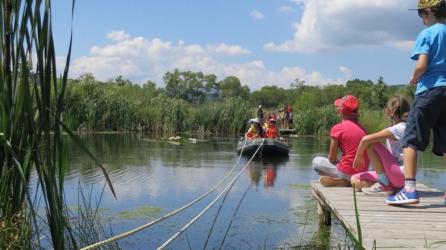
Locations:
311;181;446;249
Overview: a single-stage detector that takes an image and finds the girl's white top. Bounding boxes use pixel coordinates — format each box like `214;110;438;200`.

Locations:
386;122;406;166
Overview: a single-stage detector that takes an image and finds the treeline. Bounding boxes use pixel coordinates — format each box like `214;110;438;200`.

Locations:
63;70;414;136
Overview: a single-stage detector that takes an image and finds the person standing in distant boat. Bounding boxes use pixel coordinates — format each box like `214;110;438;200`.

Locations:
286;103;293;129
278;108;285;129
257;105;264;124
283;104;290;129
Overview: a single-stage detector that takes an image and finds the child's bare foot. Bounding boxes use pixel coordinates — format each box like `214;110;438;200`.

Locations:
319;176;351;187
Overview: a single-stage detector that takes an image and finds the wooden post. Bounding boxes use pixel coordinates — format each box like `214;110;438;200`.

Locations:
312;183;331;226
316;201;331;226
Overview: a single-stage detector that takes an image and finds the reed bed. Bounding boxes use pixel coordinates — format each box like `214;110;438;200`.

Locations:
61;73;403;137
64;80;254;136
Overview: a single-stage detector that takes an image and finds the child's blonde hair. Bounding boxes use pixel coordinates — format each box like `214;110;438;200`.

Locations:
384;96;410;124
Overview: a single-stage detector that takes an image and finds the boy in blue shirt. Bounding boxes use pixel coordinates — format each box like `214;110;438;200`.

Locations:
387;0;446;205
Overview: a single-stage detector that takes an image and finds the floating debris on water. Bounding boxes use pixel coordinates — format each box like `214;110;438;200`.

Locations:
168;136;182;140
118;205;162;219
288;183;312;189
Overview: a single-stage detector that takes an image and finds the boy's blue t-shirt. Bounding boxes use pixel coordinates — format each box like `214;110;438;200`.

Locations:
411;23;446;95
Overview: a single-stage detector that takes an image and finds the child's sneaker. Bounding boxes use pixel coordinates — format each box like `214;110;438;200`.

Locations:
386;189;419;205
362;183;393;197
318;176;350;187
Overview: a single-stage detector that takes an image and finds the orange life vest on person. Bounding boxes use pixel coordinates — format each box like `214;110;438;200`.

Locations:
265;126;277;138
246;125;262;139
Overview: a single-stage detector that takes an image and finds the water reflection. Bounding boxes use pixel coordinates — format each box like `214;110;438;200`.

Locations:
247;156;289;189
55;134;446;249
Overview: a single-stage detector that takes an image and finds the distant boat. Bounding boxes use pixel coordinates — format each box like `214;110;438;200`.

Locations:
237;138;290;156
279;129;296;135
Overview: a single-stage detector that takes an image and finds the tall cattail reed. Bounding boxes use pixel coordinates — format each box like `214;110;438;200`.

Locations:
0;0;114;249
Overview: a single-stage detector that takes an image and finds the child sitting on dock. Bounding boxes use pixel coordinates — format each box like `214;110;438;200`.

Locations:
351;96;410;196
312;95;369;187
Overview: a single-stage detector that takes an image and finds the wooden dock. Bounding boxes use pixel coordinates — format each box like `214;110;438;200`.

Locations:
312;182;446;249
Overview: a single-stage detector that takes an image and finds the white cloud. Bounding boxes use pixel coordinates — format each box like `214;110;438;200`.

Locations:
250;10;265;20
106;30;131;42
265;0;421;53
68;31;343;90
338;66;352;79
290;0;306;4
393;40;415;51
212;43;251;55
278;6;294;13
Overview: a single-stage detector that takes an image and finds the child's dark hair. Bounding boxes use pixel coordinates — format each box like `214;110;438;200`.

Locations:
431;0;446;20
385;96;410;124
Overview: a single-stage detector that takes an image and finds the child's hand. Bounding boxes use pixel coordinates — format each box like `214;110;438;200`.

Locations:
409;77;418;86
353;155;363;170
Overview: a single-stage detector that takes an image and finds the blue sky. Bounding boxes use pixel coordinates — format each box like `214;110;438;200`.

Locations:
52;0;423;90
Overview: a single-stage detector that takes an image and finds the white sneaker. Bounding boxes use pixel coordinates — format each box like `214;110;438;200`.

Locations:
361;183;393;197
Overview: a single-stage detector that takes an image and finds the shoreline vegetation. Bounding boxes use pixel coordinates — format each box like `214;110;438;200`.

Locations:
64;72;413;136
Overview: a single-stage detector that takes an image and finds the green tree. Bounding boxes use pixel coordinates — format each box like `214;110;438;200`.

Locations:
112;75;133;86
294;86;323;110
345;78;374;108
290;78;306;89
370;76;388;109
250;85;288;108
219;76;250;99
204;74;220;100
78;72;96;84
142;80;159;98
163;69;217;104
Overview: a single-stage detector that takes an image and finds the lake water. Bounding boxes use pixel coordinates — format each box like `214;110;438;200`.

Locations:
58;134;445;249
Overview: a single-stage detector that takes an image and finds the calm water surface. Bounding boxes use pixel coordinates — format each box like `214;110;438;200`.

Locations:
58;134;445;249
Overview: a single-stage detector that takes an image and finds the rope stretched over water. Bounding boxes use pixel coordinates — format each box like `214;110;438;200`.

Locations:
156;139;264;250
219;183;251;249
81;139;251;250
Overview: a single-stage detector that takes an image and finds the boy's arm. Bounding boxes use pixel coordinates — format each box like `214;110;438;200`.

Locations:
328;137;339;164
410;54;428;86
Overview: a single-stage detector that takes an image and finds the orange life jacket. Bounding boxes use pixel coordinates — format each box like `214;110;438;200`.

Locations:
246;126;262;139
265;126;277;138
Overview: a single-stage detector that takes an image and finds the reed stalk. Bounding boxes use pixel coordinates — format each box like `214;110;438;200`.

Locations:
0;0;114;248
352;187;364;250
